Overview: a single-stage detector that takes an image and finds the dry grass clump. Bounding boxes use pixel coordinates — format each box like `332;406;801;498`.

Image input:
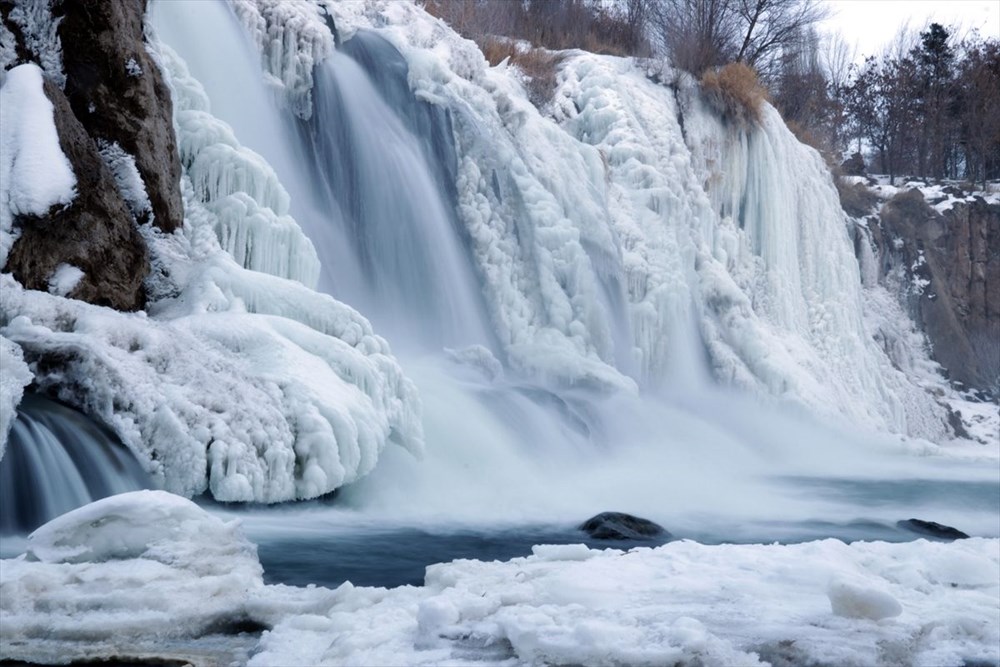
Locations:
480;37;565;107
700;63;768;126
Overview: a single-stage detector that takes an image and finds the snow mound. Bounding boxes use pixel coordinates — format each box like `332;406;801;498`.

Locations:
0;335;31;456
0;491;266;663
46;263;84;297
0;63;77;267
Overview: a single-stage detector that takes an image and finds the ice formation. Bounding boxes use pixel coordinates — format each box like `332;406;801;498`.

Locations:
0;14;423;503
2;492;997;666
0;336;31;456
0;63;77;267
156;39;321;288
228;0;333;118
311;1;949;437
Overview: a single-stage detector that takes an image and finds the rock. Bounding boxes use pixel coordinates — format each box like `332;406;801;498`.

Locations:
55;0;184;232
897;518;970;540
5;78;149;311
874;190;1000;395
840;152;865;176
579;512;669;540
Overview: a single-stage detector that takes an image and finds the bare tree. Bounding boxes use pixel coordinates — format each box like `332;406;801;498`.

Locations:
649;0;826;79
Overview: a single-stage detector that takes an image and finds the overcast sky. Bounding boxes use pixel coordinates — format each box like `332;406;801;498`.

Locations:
821;0;1000;59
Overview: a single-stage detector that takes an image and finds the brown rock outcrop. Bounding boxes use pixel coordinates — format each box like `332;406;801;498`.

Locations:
55;0;183;232
5;79;148;311
875;190;1000;392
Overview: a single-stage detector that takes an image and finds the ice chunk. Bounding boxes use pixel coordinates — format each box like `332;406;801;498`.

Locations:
828;577;903;620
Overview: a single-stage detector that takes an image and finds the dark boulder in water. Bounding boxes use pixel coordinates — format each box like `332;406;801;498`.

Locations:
897;518;970;540
579;512;669;540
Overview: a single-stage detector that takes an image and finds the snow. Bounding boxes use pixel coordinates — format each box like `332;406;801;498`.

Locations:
124;56;143;78
46;263;84;297
0;336;32;457
96;140;151;222
0;63;77;268
3;493;997;667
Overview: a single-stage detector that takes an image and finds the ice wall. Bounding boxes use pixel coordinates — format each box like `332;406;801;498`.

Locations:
312;0;947;438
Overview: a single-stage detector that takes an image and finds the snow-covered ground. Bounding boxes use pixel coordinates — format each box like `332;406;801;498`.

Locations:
2;492;997;667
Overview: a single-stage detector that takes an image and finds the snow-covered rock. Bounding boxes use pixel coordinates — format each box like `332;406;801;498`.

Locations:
0;491;267;664
0;63;76;267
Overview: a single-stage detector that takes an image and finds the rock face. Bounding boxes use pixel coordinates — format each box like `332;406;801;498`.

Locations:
55;0;183;232
873;190;1000;394
579;512;669;540
1;0;184;311
5;79;148;311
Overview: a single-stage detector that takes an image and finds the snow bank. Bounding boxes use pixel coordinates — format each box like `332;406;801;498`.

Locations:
0;336;31;457
5;495;995;666
0;63;76;268
0;491;267;663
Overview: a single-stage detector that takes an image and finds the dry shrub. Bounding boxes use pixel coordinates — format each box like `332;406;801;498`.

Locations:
700;63;768;126
480;36;564;107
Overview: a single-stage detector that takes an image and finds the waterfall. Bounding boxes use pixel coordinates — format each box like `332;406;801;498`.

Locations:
0;394;149;534
303;44;494;349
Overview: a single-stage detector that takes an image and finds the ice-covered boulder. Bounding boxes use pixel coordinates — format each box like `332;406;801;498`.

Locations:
0;491;265;662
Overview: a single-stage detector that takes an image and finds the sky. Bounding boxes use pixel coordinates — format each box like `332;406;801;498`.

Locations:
821;0;1000;59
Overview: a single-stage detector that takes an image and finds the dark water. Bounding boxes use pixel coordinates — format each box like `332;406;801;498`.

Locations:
252;514;977;590
255;527;668;588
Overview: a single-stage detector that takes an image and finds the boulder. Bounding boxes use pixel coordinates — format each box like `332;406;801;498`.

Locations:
897;518;970;541
579;512;669;540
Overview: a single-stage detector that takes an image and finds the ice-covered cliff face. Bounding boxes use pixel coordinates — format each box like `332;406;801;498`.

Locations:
300;0;948;438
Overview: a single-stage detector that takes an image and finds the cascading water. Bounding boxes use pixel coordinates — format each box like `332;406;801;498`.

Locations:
0;394;149;535
140;2;997;587
303;41;493;349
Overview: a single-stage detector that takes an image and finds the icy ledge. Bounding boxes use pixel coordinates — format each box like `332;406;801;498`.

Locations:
2;492;997;666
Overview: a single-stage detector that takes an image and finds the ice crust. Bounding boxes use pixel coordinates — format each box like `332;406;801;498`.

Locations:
0;63;77;268
2;492;997;667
